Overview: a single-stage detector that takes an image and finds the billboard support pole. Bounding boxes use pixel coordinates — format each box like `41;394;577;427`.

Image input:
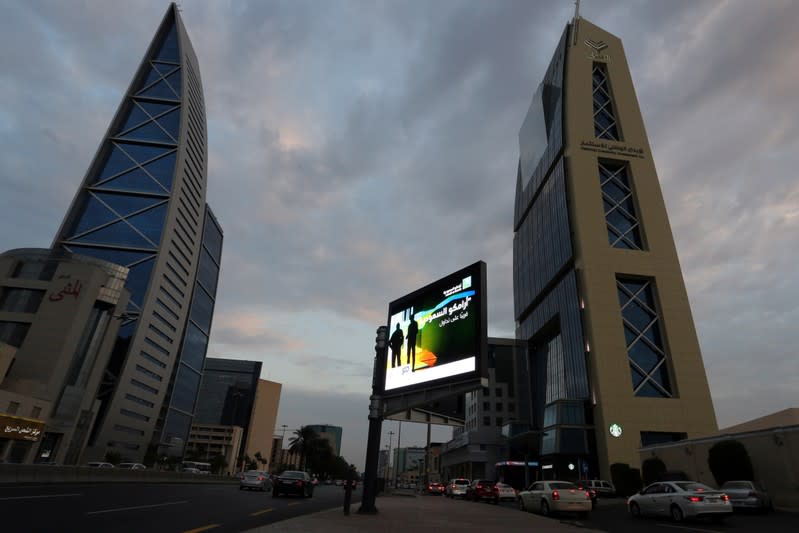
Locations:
358;327;387;515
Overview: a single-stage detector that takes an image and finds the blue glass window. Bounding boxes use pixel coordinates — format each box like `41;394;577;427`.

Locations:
71;195;119;236
197;248;219;295
617;278;673;398
138;80;179;101
154;24;179;63
119;120;174;144
94;192;163;218
66;245;153;268
127;204;168;246
0;321;31;348
118;102;151;134
138;100;178;118
152;62;179;77
163;409;192;448
144;152;177;191
189;285;214;334
119;142;170;165
203;215;223;262
138;68;163;93
73;220;152;248
96;167;168;194
156;108;180;141
600;162;644;249
180;322;208;372
592;63;620;140
95;145;137;182
126;257;156;307
165;70;181;95
172;364;200;413
559;428;587;454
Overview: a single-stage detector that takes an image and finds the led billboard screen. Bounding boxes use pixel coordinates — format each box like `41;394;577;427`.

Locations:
382;261;486;395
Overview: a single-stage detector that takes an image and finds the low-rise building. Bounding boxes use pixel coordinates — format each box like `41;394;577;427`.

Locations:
0;248;129;465
184;423;243;475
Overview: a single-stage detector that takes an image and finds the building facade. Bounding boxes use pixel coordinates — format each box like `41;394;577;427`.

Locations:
243;379;282;466
513;17;717;481
51;4;216;462
305;424;342;457
185;423;243;475
0;249;129;464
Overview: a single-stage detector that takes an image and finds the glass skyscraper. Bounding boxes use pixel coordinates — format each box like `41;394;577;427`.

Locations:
513;16;717;481
52;4;220;462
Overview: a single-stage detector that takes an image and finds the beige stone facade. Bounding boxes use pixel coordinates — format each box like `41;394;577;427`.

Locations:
185;423;243;475
243;379;281;469
564;18;718;478
0;249;129;464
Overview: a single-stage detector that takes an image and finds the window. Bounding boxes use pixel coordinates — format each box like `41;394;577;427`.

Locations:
495;388;503;397
600;161;644;250
0;288;45;313
0;321;31;348
155;298;179;320
496;417;503;427
641;431;686;448
483;416;491;426
482;387;490;396
12;260;58;281
114;424;145;436
617;277;673;398
120;408;150;422
31;406;41;419
189;285;214;334
144;337;169;357
592;63;620;140
125;393;154;408
136;364;163;382
509;403;515;412
131;378;158;395
141;351;166;369
8;401;20;415
482;402;490;411
148;324;173;344
496;402;503;411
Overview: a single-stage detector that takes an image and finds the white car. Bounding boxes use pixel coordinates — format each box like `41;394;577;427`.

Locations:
118;463;146;470
627;481;732;522
86;462;115;468
495;482;518;501
518;480;592;517
445;478;470;498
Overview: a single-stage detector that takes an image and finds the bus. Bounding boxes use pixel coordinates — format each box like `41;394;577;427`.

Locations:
181;461;211;474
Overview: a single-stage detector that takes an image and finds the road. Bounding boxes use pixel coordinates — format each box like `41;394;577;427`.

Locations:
0;482;360;533
489;495;799;532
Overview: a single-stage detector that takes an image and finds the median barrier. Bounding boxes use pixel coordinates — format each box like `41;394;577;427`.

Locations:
0;464;239;484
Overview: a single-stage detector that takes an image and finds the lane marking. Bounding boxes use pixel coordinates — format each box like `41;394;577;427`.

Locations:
182;525;220;533
250;508;274;516
656;524;724;533
287;502;302;506
0;493;82;501
86;500;189;515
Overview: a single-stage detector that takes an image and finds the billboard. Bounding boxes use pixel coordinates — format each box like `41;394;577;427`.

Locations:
382;261;486;395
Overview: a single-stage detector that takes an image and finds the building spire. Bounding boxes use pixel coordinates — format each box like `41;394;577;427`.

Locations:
572;0;581;45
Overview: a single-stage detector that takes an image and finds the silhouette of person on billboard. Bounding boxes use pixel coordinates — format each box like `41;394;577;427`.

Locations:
406;316;419;372
389;323;404;368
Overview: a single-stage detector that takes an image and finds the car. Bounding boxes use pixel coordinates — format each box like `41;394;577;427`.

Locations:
445;478;471;498
426;482;445;495
627;481;732;522
466;479;498;504
273;470;314;498
240;470;273;491
571;481;598;508
494;482;518;502
720;480;772;512
342;479;357;490
586;479;615;497
334;479;344;486
183;467;203;474
118;463;146;470
86;462;115;468
518;480;592;518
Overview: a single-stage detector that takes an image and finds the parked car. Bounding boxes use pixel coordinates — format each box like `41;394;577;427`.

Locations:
240;470;273;492
494;482;518;502
720;481;772;512
273;470;314;498
86;462;114;468
627;481;732;522
118;463;146;470
183;468;203;474
466;479;498;504
586;479;615;497
572;481;598;509
445;478;471;498
334;479;344;486
426;482;445;495
518;480;592;518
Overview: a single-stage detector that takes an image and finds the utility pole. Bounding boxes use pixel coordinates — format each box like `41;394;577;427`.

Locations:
395;421;402;488
386;430;395;488
358;326;387;514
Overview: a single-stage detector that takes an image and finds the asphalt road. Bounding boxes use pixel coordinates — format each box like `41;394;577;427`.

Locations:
0;482;361;533
487;495;799;532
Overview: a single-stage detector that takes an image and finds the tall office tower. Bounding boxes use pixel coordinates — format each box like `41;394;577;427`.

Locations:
305;425;343;457
513;17;717;480
52;4;214;461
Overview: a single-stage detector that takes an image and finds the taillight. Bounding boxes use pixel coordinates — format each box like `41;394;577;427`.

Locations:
240;475;245;480
687;496;703;502
257;476;265;481
476;484;483;489
552;490;560;500
298;481;304;487
585;491;591;500
722;494;730;502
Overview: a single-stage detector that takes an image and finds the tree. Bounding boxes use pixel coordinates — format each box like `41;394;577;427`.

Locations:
642;457;667;485
210;454;228;475
708;439;754;486
254;451;267;471
288;426;319;470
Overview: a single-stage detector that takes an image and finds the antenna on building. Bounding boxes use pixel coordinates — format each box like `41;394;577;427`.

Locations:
572;0;581;45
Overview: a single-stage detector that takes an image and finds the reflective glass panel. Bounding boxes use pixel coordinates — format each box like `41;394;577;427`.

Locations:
94;192;163;217
119;142;170;164
203;215;223;261
67;245;153;268
180;322;208;372
172;364;200;413
0;321;31;348
118;103;151;134
649;364;671;392
138;100;178;118
152;62;178;77
118;120;174;144
636;380;667;398
189;285;214;334
624;300;654;333
628;341;661;374
155;24;179;63
197;247;219;294
138;68;162;92
126;257;156;307
71;195;118;235
138;80;179;100
163;409;192;446
73;220;152;248
95;145;136;182
127;204;168;246
98;167;166;194
165;70;181;95
144;152;176;191
156;108;180;141
630;366;646;389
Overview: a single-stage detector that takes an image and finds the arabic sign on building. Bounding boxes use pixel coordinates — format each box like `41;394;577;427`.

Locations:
48;278;83;303
580;139;645;159
0;414;45;441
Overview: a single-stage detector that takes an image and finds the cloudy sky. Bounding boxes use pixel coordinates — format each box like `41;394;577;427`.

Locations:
2;0;798;468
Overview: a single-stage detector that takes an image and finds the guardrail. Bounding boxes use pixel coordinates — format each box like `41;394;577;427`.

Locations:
0;464;239;484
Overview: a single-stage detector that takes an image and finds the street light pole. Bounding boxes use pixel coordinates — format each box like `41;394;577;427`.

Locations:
386;430;395;488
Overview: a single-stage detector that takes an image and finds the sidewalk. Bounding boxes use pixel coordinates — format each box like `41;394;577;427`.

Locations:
245;493;603;532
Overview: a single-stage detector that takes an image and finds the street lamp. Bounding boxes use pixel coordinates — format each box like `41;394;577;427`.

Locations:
386;430;395;487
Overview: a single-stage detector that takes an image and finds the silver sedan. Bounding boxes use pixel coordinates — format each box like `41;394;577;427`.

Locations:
628;481;732;522
240;470;273;491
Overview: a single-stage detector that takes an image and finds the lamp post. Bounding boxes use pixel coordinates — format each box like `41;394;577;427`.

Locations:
386;430;394;487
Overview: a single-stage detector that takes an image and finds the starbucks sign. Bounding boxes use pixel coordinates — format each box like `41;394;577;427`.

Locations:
609;423;623;438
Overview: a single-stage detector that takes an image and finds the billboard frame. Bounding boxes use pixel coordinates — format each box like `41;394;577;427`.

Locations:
378;260;487;398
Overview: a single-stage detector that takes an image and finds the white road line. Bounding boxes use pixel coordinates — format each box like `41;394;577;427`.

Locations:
86;500;189;515
656;523;724;533
0;493;82;501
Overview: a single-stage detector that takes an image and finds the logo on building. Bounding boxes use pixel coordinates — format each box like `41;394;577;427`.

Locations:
585;39;611;62
609;423;623;438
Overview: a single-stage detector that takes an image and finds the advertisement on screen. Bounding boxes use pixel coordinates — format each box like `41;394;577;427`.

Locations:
382;261;486;395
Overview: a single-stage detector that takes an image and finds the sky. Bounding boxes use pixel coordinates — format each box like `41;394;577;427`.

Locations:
1;0;798;469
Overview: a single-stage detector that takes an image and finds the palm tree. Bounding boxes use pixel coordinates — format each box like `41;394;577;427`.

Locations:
254;451;267;471
288;426;319;470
